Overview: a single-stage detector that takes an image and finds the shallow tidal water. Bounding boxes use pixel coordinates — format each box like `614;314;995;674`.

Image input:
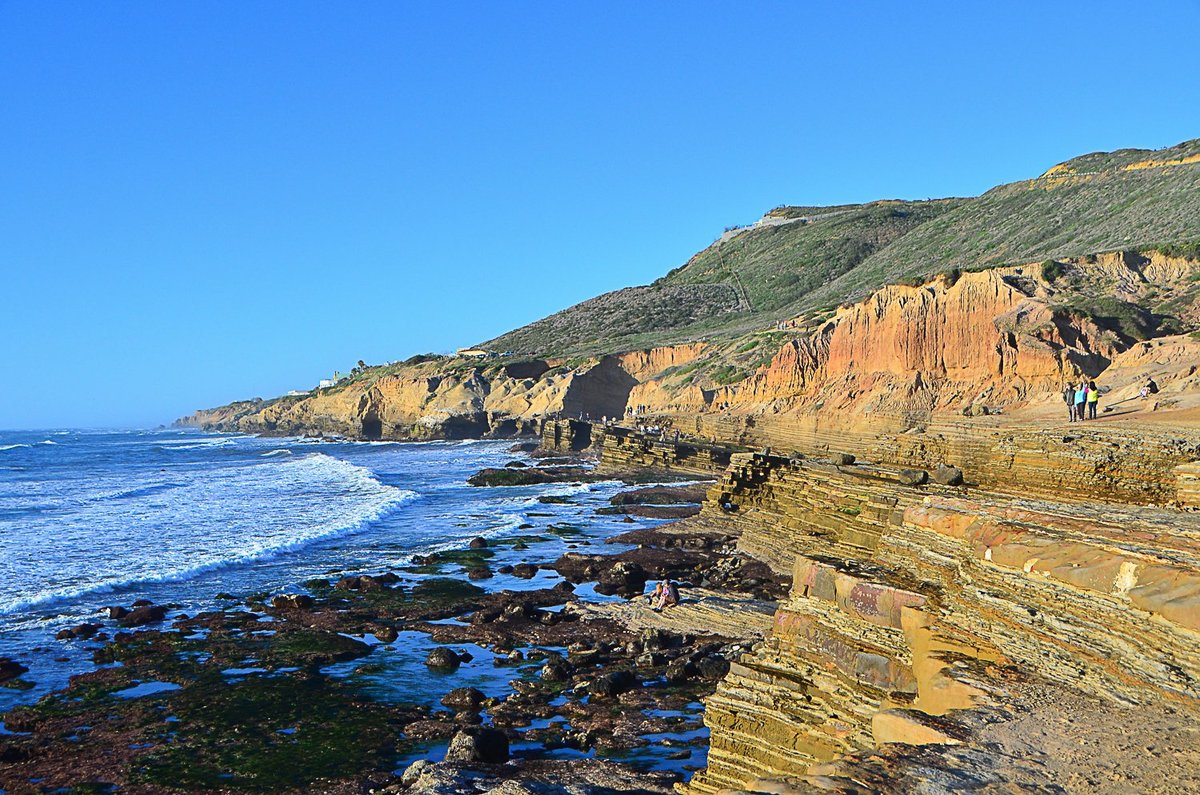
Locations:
0;428;708;777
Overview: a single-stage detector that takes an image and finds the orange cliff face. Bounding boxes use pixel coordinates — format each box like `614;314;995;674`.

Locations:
631;254;1200;435
717;268;1087;422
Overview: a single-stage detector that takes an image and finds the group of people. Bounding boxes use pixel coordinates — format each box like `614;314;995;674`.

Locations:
1062;381;1101;421
646;580;680;611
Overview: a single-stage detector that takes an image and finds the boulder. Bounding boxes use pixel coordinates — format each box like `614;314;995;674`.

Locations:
373;626;399;644
933;465;965;486
105;606;129;620
425;647;463;670
119;605;167;627
441;686;487;712
468;536;489;549
271;594;314;610
595;561;648;597
468;568;493;580
511;563;539;579
540;659;572;682
696;655;731;680
898;469;929;487
830;452;856;466
665;657;697;682
0;658;28;683
587;670;638;699
444;727;509;764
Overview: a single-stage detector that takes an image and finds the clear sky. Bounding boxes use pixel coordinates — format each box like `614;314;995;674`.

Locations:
3;1;1199;429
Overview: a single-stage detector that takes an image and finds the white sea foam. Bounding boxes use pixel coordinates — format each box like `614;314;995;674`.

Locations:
0;444;29;451
261;449;292;457
0;453;418;615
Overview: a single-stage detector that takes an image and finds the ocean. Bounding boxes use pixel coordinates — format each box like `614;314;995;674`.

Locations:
0;428;638;713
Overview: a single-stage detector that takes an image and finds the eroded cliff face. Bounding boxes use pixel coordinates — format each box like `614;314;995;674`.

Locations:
681;453;1200;794
665;252;1198;428
179;345;708;440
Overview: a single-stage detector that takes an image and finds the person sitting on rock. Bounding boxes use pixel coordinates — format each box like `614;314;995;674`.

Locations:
654;580;680;611
646;581;664;607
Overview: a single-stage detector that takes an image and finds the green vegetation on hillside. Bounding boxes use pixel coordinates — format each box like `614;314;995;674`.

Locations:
481;139;1200;358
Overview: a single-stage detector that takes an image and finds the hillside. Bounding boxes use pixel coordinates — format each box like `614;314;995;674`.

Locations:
484;138;1200;357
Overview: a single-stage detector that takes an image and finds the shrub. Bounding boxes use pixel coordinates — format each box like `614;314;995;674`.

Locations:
1041;259;1065;282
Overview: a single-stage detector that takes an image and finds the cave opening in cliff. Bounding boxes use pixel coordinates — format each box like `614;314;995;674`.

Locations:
361;417;383;439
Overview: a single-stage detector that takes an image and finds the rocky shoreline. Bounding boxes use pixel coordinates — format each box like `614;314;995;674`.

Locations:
0;450;776;795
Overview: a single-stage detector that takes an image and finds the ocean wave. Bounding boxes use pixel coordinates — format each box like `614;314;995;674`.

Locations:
160;439;236;451
108;482;188;500
0;453;420;616
37;440;58;445
261;449;292;457
0;444;30;451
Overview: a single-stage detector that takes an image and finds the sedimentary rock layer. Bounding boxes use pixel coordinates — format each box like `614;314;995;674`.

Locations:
681;453;1200;793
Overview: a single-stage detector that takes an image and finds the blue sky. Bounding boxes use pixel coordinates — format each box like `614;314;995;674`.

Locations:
3;1;1199;428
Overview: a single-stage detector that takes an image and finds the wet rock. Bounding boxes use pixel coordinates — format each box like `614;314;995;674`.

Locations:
468;536;489;549
511;563;539;579
271;594;314;610
58;623;101;640
608;484;708;506
588;670;637;699
0;740;29;763
119;605;167;627
401;759;432;785
444;726;509;764
898;468;929;487
426;647;464;670
641;628;675;652
374;626;399;643
830;452;856;466
0;657;29;683
105;606;129;620
508;441;539;453
468;568;493;580
934;464;965;486
131;599;154;608
696;655;731;679
636;652;668;667
467;466;596;487
441;686;487;712
540;658;572;682
665;656;697;682
335;573;395;592
595;561;648;597
496;565;515;574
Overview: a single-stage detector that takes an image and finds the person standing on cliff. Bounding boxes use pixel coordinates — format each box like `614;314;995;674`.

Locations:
1087;380;1100;419
1064;383;1077;422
